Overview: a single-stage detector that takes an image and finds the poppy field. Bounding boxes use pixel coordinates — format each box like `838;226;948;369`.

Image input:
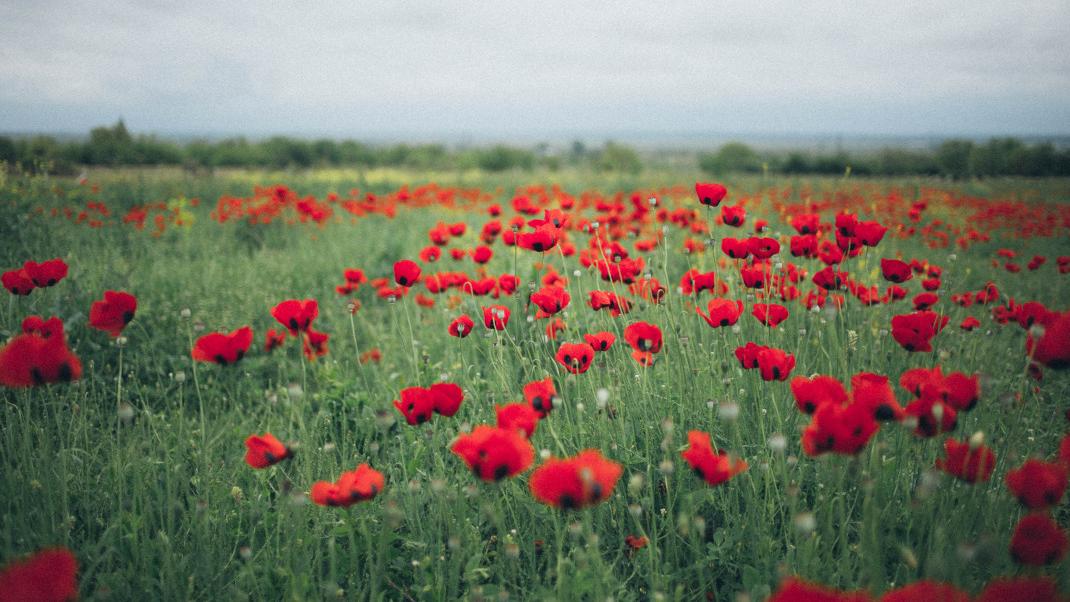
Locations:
1;167;1069;601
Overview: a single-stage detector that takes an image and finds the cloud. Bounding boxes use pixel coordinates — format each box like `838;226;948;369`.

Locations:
1;0;1068;137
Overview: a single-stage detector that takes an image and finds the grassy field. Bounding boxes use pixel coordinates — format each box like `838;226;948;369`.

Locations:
1;166;1069;601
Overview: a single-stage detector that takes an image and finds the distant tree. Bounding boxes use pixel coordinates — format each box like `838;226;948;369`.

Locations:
0;136;15;164
699;142;762;174
85;119;135;164
780;152;812;174
595;142;641;174
477;145;535;172
874;149;938;176
263;137;312;168
935;140;974;178
569;140;588;163
407;144;451;170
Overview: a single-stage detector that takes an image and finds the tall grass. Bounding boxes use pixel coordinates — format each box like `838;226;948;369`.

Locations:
1;167;1068;600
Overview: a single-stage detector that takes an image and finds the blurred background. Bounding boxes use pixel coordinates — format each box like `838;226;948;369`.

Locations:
2;0;1068;177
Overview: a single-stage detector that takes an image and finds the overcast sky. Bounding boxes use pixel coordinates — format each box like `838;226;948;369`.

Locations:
1;1;1068;140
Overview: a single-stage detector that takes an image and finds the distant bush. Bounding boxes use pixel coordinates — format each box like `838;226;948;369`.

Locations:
698;140;1070;178
4;121;1069;178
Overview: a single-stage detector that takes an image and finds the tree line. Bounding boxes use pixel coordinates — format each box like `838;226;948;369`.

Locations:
1;121;1067;178
698;139;1070;178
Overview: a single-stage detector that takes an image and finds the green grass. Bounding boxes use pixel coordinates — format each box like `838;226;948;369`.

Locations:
1;167;1068;600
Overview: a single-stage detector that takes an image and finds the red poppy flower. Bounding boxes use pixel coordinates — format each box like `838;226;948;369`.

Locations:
849;373;904;421
21;316;65;339
264;329;287;352
530;285;570;315
496;403;540;438
1027;311;1070;369
891;311;949;352
629;277;665;303
85;290;137;337
624;535;649;550
812;266;848;291
498;273;521;296
976;577;1061;602
880;259;912;283
912;292;939;311
1014;302;1055;330
393;387;435;425
883;285;907;302
471;246;493;264
583;331;615;352
623;321;662;354
960;316;980;331
720;204;745;227
801;401;878;456
935;437;995;483
310;464;385;507
791;214;821;235
752;303;789;328
524;377;556;417
740;263;767;289
482;305;510;330
899;366;980;412
695;182;727;207
1;269;35;296
681;431;747;486
0;320;83;388
595;257;644;285
343;268;367;286
556;342;595;374
23;258;68;288
1009;513;1068;565
191;326;253;365
784;235;816;260
451;425;535;481
756;347;795;381
448;315;475;338
721;237;750;259
588;291;632;316
517;225;559;253
734;342;767;369
679;270;717;296
0;547;78;602
429;382;464;417
880;581;968;602
271;299;318;336
696;298;743;329
769;577;872;602
855;220;887;247
818;240;845;265
393;259;422;287
529;449;622;510
904;396;957;438
359;348;381;364
244;432;293;469
747;236;780;259
301;328;329;360
1006;459;1068;509
791;375;849;415
419;246;441;263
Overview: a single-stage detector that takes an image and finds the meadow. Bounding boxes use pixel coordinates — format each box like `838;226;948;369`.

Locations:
1;165;1069;601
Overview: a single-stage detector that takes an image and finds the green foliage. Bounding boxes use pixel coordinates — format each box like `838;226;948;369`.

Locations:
4;122;1070;179
1;169;1069;600
698;142;763;174
594;142;642;174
